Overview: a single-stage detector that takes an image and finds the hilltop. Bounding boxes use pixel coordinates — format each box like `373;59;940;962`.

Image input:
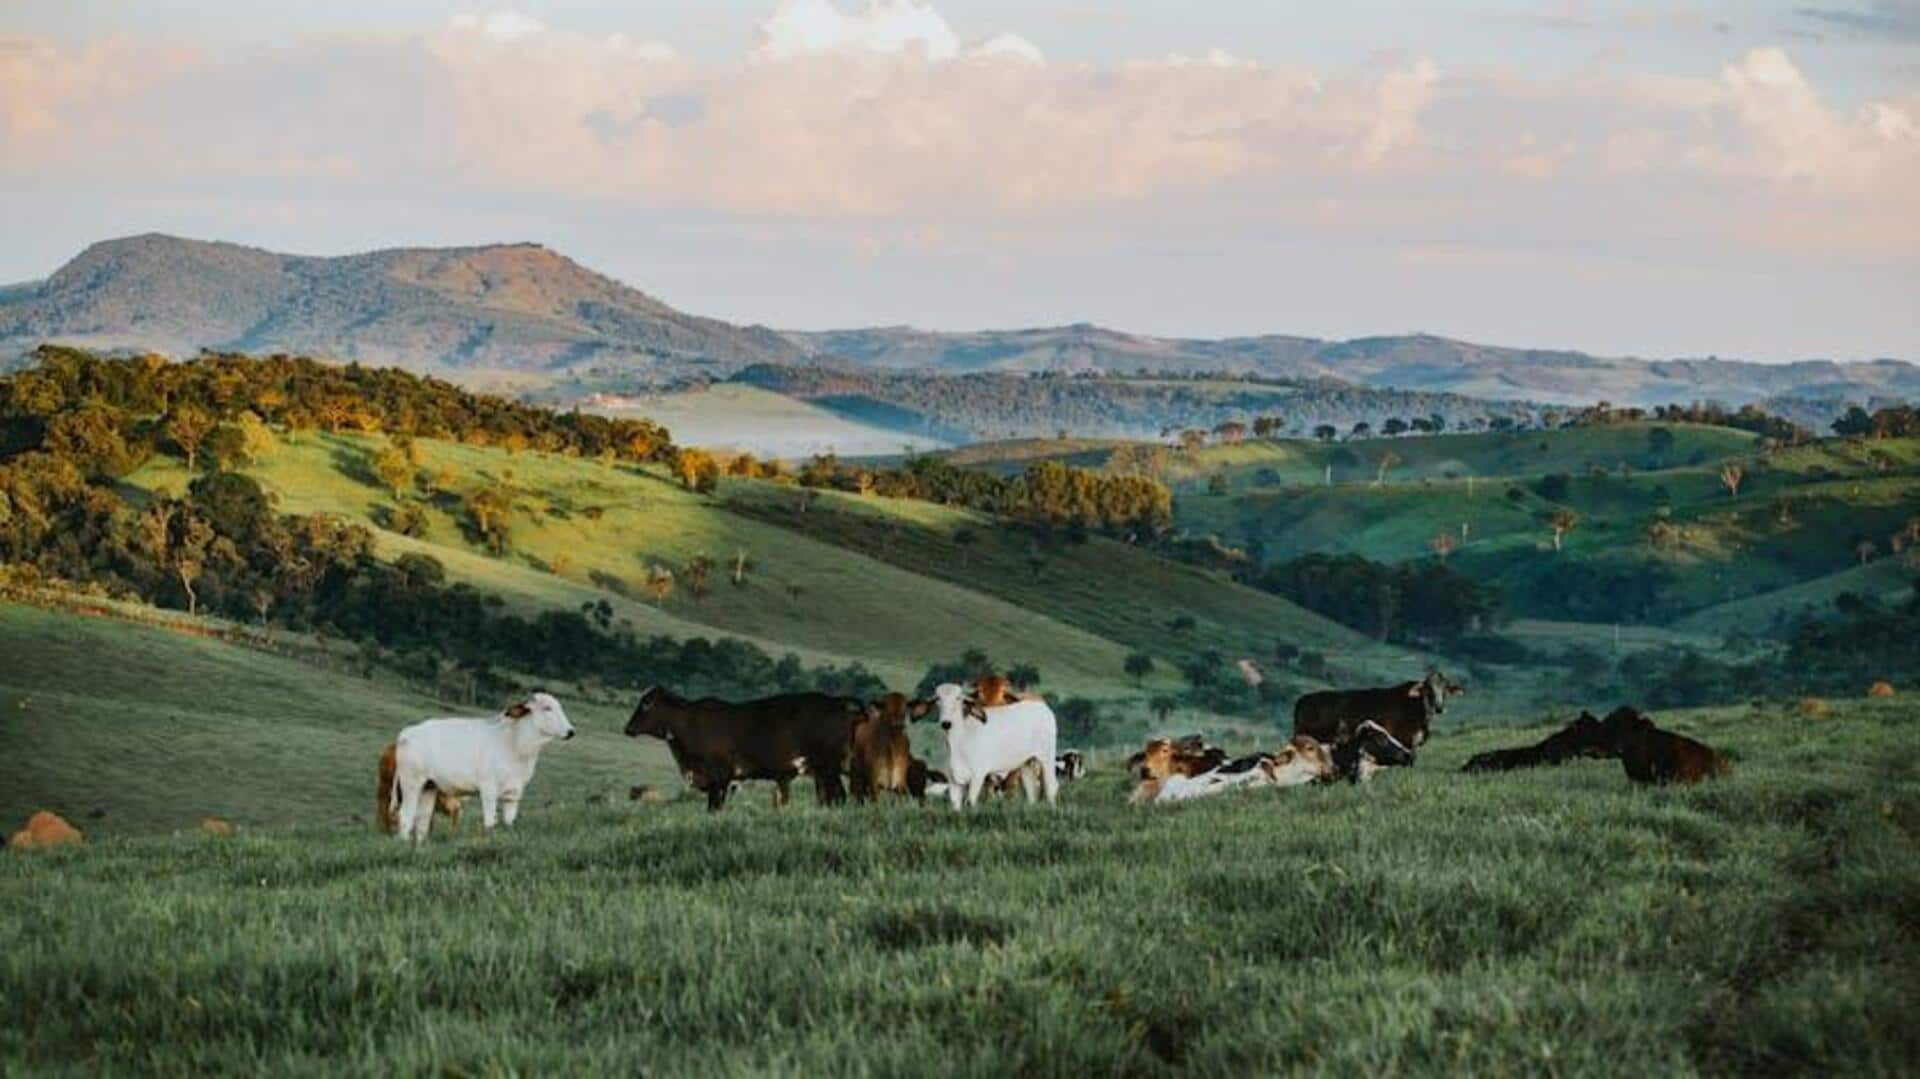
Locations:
0;234;803;374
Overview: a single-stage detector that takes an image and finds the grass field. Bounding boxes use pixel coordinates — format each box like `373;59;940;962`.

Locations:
5;615;1915;1073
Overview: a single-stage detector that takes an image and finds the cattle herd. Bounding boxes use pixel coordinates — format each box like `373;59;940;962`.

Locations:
375;667;1732;842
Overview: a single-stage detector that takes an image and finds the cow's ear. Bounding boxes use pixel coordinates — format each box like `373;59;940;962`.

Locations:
505;701;532;719
964;701;987;722
908;699;934;719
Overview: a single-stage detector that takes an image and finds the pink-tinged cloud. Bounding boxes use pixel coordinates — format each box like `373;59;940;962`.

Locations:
0;4;1915;265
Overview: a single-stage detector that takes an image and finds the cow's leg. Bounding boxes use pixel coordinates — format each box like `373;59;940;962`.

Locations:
963;773;987;808
441;796;462;836
1018;760;1040;803
395;779;426;843
706;782;729;812
1041;758;1061;806
773;779;791;808
499;788;522;827
948;773;967;811
479;787;500;833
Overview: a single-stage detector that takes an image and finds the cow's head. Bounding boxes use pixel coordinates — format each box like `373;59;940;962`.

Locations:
1057;751;1086;780
1599;706;1655;750
624;686;668;738
1351;720;1414;769
1285;735;1337;782
868;692;928;731
932;683;984;733
1565;711;1614;758
1135;738;1176;780
507;691;575;742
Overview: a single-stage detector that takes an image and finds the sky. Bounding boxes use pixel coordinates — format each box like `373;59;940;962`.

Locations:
2;1;1917;361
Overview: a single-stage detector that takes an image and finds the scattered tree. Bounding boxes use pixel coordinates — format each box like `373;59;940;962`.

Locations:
1124;651;1155;684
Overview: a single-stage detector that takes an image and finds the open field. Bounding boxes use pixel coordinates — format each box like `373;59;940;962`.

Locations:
5;647;1915;1073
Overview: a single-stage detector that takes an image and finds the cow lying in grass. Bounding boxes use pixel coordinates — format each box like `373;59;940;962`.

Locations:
1130;737;1335;804
389;692;575;842
1129;737;1229;780
1324;721;1415;784
1601;707;1731;785
375;742;463;835
1460;712;1613;773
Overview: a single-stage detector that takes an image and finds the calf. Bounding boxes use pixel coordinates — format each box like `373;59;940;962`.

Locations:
1461;712;1612;773
1325;721;1415;784
623;687;863;811
376;742;463;835
389;692;575;842
849;693;930;803
1600;707;1731;785
1293;668;1462;750
932;683;1059;809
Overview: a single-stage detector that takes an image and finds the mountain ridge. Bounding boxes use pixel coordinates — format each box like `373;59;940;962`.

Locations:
2;233;1913;410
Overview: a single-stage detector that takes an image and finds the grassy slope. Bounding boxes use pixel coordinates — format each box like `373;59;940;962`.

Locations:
954;423;1758;490
4;676;1914;1073
1176;432;1920;625
127;435;1164;694
0;604;680;834
721;481;1429;688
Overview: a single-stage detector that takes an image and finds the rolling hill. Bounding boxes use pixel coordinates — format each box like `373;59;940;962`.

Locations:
784;326;1920;410
0;234;804;374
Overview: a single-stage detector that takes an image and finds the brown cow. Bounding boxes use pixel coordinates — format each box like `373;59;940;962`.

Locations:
1460;712;1614;773
376;742;463;835
850;693;932;803
1600;707;1731;785
1293;669;1463;750
972;675;1022;707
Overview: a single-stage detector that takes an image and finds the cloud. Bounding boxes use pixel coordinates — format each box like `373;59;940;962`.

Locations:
756;0;962;61
0;3;1915;271
1796;2;1920;41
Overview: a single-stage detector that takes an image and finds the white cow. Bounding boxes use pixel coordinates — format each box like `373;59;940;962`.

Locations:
390;692;576;842
932;682;1059;810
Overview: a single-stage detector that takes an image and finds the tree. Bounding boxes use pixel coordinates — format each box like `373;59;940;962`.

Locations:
1646;426;1675;464
1252;416;1284;440
165;405;215;471
1375;450;1402;486
1546;509;1578;552
1213;421;1246;445
683;555;713;599
1150;696;1177;724
1313;424;1338;442
1167;614;1196;635
1719;462;1744;498
675;449;720;494
1006;663;1041;691
1832;406;1873;437
1856;539;1877;565
732;549;753;587
1207;471;1230;496
1382;417;1409;437
952;526;978;566
1350;421;1372;439
1124;651;1154;684
645;564;675;604
463;482;514;554
373;444;414;499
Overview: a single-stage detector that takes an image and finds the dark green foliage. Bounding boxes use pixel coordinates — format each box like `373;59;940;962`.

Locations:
1255;553;1499;644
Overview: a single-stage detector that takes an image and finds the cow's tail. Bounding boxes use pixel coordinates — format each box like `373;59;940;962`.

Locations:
385;758;403;832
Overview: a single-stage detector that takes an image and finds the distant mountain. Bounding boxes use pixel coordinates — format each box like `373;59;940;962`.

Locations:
5;235;1911;412
0;234;805;373
783;325;1920;410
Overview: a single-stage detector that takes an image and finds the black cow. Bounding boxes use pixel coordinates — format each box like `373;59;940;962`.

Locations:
623;687;862;811
1461;711;1613;773
1292;669;1462;750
